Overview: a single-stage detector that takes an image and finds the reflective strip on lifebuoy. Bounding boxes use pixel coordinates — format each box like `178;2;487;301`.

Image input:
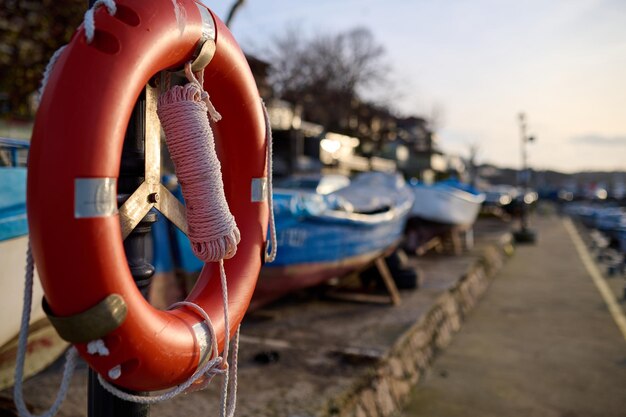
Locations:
27;0;268;391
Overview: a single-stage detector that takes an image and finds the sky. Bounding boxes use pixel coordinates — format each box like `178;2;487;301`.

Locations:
207;0;626;172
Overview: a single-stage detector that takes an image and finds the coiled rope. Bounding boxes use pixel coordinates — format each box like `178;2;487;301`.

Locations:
158;63;240;263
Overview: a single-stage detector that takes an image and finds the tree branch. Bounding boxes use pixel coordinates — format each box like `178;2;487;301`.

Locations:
225;0;246;28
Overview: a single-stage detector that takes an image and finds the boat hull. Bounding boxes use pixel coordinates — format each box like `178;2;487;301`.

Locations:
0;150;68;387
254;173;413;308
0;236;47;347
251;246;395;309
410;184;485;226
0;167;48;348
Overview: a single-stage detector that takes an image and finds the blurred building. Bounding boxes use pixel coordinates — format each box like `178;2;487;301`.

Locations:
395;116;446;182
245;54;272;101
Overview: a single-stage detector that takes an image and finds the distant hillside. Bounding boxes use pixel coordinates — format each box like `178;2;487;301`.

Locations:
477;164;626;190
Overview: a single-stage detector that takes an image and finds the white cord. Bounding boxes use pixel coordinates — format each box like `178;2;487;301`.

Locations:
83;0;117;43
39;0;118;100
94;261;239;416
13;242;79;417
38;46;67;100
261;100;277;263
95;300;224;404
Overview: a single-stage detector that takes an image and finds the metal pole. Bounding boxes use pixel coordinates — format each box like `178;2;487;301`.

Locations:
88;87;154;417
86;3;154;417
518;113;529;230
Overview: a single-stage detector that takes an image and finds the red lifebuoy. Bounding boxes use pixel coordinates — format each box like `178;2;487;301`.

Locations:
27;0;268;391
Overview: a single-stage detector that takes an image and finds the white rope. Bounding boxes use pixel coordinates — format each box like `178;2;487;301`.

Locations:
94;262;239;416
157;63;240;263
86;339;109;356
38;46;66;100
94;299;229;404
38;0;117;100
96;65;240;415
13;243;79;417
14;4;107;413
261;100;277;263
185;64;222;123
83;0;117;43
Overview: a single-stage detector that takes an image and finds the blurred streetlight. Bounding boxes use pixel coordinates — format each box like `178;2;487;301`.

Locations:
514;112;537;243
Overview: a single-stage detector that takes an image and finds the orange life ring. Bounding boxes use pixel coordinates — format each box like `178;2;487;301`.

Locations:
27;0;268;391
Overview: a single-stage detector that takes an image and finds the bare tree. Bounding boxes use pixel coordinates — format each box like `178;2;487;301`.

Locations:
427;102;445;132
265;26;390;132
225;0;246;28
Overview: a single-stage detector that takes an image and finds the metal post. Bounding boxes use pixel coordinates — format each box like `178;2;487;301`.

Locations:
514;112;536;243
88;88;154;417
86;4;154;416
519;113;529;229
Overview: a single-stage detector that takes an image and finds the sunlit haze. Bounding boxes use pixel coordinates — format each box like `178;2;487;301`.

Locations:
210;0;626;172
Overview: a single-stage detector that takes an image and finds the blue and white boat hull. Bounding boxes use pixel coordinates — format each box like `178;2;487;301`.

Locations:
410;180;486;226
254;172;414;308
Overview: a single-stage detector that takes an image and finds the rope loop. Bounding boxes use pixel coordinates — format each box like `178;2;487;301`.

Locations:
261;100;277;263
13;243;79;417
184;62;222;122
94;289;239;410
84;0;117;43
38;46;67;100
92;260;239;415
39;1;117;100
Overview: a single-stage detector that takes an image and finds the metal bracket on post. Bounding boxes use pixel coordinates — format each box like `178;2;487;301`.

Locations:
117;85;189;240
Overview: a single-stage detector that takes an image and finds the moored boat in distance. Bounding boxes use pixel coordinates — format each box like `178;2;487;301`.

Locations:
252;171;414;309
409;179;486;226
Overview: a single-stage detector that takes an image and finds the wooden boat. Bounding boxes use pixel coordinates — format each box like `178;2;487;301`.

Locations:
251;172;414;308
409;179;485;226
0;138;67;389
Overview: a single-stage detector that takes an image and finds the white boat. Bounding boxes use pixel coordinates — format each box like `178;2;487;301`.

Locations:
410;179;486;226
0;166;48;347
0;140;67;389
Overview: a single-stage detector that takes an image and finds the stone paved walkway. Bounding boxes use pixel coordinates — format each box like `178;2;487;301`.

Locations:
403;215;626;417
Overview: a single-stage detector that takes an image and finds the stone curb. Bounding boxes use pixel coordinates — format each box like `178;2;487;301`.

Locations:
324;233;515;417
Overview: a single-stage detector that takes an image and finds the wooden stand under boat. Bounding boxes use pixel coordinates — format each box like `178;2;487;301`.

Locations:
325;254;402;306
326;247;402;306
405;218;475;256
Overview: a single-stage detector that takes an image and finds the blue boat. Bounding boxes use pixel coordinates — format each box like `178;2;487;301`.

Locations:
252;171;414;308
594;207;625;236
564;202;626;257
